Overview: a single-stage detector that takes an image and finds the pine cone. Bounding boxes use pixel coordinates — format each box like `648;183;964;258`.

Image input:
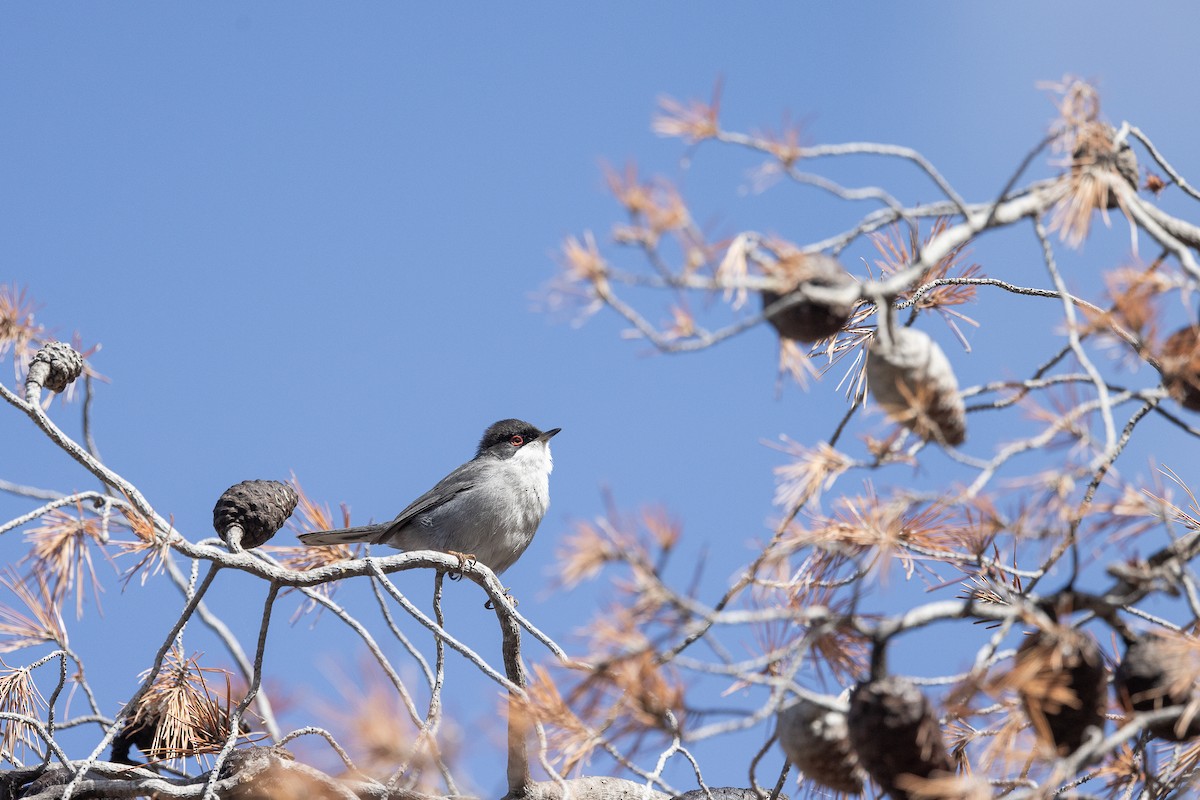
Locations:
1014;629;1107;755
760;253;856;343
867;327;966;446
777;696;865;794
110;710;159;765
848;676;952;800
1115;633;1200;741
27;341;84;393
1160;325;1200;411
213;480;299;549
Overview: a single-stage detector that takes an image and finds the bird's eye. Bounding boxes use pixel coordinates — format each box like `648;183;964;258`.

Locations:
509;434;524;446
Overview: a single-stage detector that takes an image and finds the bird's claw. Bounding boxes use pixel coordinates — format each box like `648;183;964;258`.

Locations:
484;588;517;610
446;550;477;581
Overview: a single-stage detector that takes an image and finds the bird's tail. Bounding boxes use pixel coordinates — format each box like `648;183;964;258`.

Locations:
298;524;389;547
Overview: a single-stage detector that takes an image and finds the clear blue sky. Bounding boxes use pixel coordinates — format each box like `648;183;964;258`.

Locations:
3;4;1199;793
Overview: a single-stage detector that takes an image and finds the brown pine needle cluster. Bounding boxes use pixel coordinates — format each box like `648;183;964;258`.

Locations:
872;219;982;347
661;304;697;342
557;520;625;589
785;489;986;581
112;504;172;588
131;647;240;766
552;651;685;767
1143;628;1200;726
22;502;108;619
557;505;677;590
559;232;609;288
985;711;1041;779
0;570;67;653
261;481;362;618
958;573;1017;613
268;479;359;572
592;651;685;731
1086;263;1170;344
0;661;48;763
0;284;44;377
771;438;853;512
519;665;600;775
651;82;721;143
1042;77;1138;248
526;559;694;770
321;668;456;786
990;621;1107;757
786;594;869;683
892;772;992;800
820;308;877;402
774;337;821;390
538;232;613;326
716;233;753;310
524;632;688;774
750;115;807;169
1049;123;1129;248
1093;742;1141;800
605;165;693;249
1154;465;1200;534
1087;479;1173;547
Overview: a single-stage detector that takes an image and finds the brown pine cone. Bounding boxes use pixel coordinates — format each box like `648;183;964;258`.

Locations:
1115;632;1200;742
213;480;299;549
1160;326;1200;411
777;696;866;794
27;341;84;393
848;676;952;800
867;327;966;446
1014;629;1107;755
760;253;856;343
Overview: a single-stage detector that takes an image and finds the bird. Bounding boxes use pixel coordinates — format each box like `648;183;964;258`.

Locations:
298;419;560;575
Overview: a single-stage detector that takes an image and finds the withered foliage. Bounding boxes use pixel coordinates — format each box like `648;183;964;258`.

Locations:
525;649;686;776
539;503;703;772
0;661;47;763
111;503;171;587
1085;262;1172;345
990;620;1107;757
0;570;67;653
320;666;458;789
781;488;996;581
1093;742;1142;800
0;284;44;380
872;219;983;348
22;502;107;619
130;647;241;766
771;439;854;513
651;82;722;144
266;479;359;574
557;504;678;594
605;165;694;250
1042;77;1139;247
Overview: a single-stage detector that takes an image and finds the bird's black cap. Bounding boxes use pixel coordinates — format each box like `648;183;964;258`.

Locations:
477;418;561;457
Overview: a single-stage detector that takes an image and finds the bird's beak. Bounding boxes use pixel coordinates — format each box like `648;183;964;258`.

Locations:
536;427;562;443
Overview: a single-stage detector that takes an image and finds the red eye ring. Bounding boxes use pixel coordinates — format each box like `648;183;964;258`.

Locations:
509;434;524;446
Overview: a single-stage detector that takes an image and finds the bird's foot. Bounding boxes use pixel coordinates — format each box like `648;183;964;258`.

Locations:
446;550;477;581
484;588;517;610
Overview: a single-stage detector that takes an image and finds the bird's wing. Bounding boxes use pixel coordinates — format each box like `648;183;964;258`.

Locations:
373;463;480;544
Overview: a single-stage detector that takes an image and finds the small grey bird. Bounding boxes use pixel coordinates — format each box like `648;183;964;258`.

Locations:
299;419;560;574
